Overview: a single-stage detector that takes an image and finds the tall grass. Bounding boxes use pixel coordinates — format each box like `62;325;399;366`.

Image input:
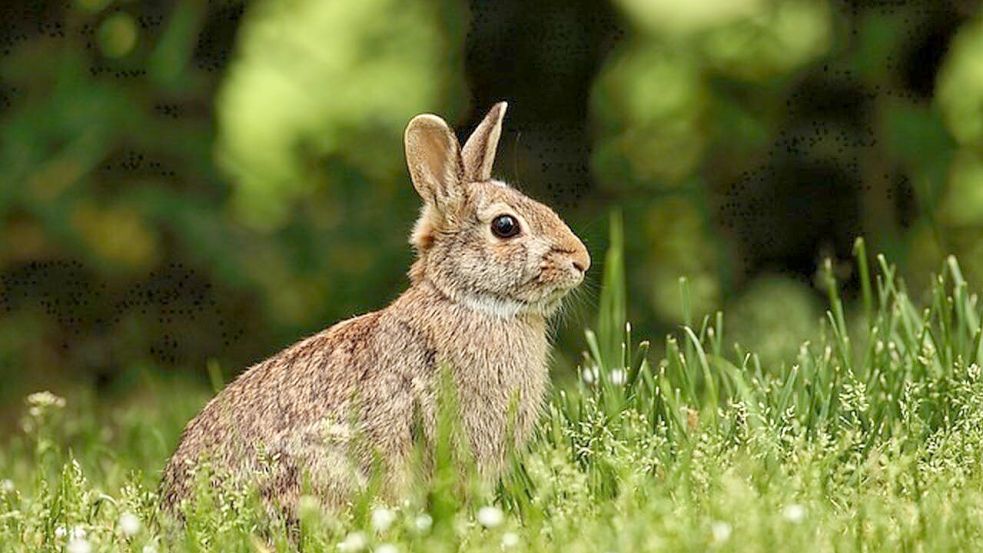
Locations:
3;218;983;551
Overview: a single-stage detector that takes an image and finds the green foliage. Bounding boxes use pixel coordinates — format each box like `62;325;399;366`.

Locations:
4;233;983;551
937;18;983;149
726;275;821;368
589;0;983;329
216;0;467;228
0;0;468;400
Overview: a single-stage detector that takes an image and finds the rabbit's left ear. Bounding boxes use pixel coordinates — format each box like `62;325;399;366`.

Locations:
462;102;507;182
405;113;464;215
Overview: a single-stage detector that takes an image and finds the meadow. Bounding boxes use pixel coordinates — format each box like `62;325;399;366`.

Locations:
3;221;983;552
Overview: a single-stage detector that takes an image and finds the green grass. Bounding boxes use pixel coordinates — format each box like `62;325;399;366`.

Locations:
4;222;983;552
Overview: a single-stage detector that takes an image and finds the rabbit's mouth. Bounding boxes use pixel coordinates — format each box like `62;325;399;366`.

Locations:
525;285;576;316
528;264;584;291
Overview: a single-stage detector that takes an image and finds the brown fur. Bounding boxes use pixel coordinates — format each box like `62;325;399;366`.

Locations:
160;103;590;516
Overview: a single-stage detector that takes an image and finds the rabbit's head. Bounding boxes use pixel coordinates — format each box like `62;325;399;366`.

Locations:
404;103;590;318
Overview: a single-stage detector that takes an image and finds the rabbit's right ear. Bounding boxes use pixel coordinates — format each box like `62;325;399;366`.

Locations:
461;102;507;182
404;114;464;215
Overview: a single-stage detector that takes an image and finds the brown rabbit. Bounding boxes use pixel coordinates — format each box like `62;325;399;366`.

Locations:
160;103;590;516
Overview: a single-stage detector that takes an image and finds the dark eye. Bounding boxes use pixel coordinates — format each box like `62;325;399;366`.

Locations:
491;214;520;239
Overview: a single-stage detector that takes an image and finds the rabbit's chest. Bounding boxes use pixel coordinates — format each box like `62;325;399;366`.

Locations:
453;335;548;403
441;319;551;463
456;317;547;384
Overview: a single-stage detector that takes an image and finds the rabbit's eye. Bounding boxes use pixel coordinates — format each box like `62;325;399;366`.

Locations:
491;214;520;239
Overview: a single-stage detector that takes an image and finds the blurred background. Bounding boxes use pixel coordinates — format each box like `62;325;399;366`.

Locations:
2;0;982;422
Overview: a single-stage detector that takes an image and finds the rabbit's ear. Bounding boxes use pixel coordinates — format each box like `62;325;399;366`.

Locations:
405;114;464;213
462;102;507;182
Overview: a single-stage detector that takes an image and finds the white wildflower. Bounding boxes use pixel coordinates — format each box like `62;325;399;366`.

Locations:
710;521;732;544
609;368;626;385
67;538;92;553
581;366;599;385
501;531;520;548
142;544;158;553
119;511;141;536
782;503;806;523
26;391;66;409
55;526;67;539
371;507;397;533
375;544;398;553
71;526;87;539
0;479;13;493
339;531;368;552
477;505;504;529
413;513;433;533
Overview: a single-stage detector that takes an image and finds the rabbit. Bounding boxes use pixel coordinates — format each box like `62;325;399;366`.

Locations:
159;102;590;518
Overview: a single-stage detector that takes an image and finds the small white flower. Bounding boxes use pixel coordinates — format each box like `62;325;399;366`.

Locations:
375;544;398;553
71;526;87;539
55;525;67;539
26;391;66;409
710;521;732;544
67;538;92;553
119;511;141;536
501;531;520;548
0;479;14;494
339;531;368;552
477;505;504;529
371;507;397;533
413;513;433;533
609;368;626;385
142;544;158;553
782;503;806;523
581;366;599;385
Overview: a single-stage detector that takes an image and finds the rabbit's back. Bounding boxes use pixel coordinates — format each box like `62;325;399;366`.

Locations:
160;310;436;512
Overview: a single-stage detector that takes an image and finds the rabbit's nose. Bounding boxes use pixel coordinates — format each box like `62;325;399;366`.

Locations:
552;234;590;276
569;241;591;274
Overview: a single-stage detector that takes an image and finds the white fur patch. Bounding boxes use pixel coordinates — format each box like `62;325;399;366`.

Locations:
458;293;528;319
458;292;563;319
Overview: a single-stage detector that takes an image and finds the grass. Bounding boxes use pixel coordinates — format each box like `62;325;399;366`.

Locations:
4;220;983;552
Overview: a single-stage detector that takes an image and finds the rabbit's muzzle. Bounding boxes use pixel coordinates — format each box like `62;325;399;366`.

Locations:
551;236;591;280
539;242;590;292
